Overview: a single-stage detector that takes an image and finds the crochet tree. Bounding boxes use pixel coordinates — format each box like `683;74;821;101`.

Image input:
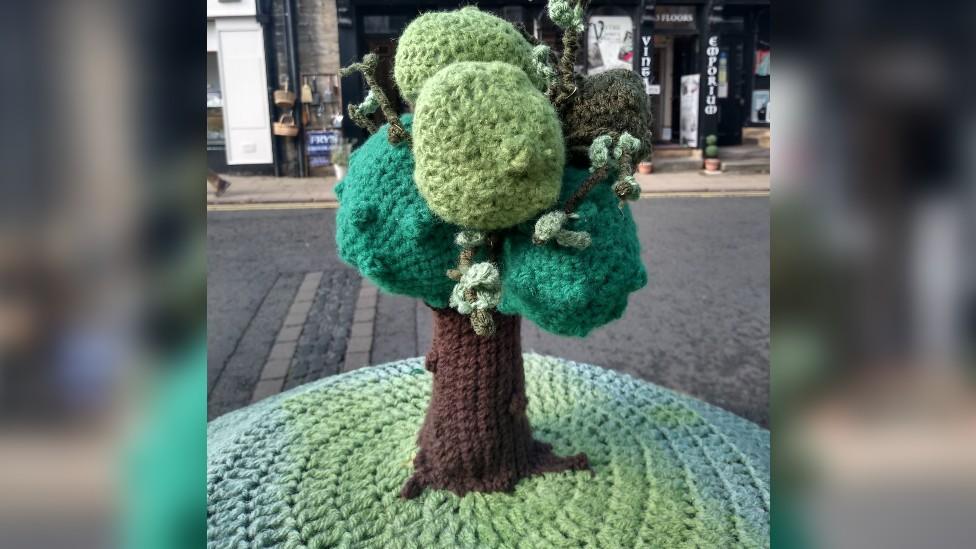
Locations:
336;2;651;499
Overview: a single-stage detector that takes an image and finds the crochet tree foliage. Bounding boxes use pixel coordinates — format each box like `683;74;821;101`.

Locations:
336;2;651;499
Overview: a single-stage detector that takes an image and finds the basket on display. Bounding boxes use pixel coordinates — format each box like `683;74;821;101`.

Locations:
272;113;298;137
274;89;296;108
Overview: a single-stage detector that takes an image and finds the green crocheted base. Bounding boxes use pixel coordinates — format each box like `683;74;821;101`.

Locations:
208;355;770;548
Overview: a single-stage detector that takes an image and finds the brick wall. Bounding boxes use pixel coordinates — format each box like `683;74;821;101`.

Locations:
269;0;341;176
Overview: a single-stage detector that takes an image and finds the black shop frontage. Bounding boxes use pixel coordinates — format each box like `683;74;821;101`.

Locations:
336;0;769;150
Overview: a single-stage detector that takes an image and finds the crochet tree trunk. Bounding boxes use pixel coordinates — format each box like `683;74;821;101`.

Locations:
400;308;590;499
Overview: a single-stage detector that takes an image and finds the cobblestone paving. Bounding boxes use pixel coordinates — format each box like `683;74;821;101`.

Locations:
283;269;360;390
208;273;304;419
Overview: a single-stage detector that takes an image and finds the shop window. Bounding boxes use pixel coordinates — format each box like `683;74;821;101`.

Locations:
207;52;224;145
750;8;770;125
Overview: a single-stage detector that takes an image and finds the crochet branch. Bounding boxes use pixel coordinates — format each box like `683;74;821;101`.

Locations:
335;1;652;499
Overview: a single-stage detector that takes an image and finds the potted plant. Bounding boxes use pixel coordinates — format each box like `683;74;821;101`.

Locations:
637;159;653;174
331;142;350;180
703;134;721;173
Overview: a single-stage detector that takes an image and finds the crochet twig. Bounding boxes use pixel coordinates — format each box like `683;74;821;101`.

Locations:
340;53;411;145
346;91;378;134
562;166;610;214
563;132;642;213
447;231;501;337
548;0;588;112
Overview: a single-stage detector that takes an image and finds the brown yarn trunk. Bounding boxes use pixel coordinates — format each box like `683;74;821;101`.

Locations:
400;308;589;499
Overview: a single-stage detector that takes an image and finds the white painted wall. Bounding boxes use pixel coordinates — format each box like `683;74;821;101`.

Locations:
214;18;272;164
207;21;217;52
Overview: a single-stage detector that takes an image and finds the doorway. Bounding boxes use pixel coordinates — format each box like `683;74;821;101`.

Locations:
652;34;698;145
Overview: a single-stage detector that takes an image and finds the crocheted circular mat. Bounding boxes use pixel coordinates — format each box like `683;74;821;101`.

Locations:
208;355;770;548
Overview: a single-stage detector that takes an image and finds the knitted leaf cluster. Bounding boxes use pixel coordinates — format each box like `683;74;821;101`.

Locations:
413;61;564;230
338;6;649;336
563;69;652;168
393;7;545;105
499;167;646;336
335;116;458;308
337;121;644;333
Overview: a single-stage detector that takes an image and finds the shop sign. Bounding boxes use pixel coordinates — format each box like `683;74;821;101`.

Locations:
306;129;339;167
639;35;659;95
587;16;634;75
654;6;697;32
703;35;720;116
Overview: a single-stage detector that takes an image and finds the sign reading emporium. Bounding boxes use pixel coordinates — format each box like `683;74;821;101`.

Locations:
704;35;720;116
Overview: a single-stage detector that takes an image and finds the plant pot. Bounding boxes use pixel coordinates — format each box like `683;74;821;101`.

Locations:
637;161;653;174
334;164;347;180
704;158;721;172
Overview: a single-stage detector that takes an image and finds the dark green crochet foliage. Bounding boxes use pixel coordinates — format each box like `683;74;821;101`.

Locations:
335;116;458;308
337;121;645;334
562;69;652;168
499;167;647;336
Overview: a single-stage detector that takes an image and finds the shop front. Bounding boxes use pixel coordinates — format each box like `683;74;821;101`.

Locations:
635;1;769;148
207;0;275;173
336;0;769;151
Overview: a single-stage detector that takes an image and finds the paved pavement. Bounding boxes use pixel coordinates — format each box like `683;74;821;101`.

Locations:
207;195;769;426
207;172;769;205
206;209;359;419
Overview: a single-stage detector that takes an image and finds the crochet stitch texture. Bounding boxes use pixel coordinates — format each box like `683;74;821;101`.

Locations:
335;4;656;501
336;119;643;336
413;61;565;230
499;165;647;336
562;69;653;168
393;7;545;105
335;116;456;308
207;355;771;548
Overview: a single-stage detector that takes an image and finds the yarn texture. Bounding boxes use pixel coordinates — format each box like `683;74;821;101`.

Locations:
335;116;458;308
333;3;657;506
401;310;589;498
207;355;771;548
413;61;565;230
394;7;545;105
500;166;646;336
563;69;652;168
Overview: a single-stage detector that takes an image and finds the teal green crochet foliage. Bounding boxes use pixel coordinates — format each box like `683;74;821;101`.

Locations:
413;61;564;230
208;356;771;548
335;115;458;307
394;7;545;105
499;167;646;336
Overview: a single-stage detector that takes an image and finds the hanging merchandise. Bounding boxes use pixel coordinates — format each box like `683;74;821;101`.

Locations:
301;77;314;103
310;76;321;105
274;76;295;108
322;75;335;103
273;113;298;137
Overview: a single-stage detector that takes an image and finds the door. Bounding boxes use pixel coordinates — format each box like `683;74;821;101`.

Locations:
215;18;273;165
670;35;698;144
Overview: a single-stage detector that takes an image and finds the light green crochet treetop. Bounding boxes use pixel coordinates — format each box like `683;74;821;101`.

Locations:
393;6;546;105
413;61;565;230
334;1;658;502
